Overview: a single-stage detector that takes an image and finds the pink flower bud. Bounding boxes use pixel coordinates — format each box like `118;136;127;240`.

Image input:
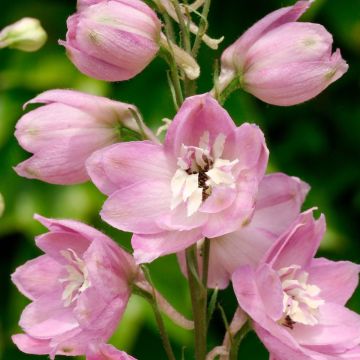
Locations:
14;89;156;185
61;0;161;81
218;0;348;106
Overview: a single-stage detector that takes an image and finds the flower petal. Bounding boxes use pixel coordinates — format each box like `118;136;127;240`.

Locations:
164;94;236;156
87;141;173;195
101;180;172;234
244;49;348;106
87;343;136;360
251;173;310;236
263;210;325;271
20;294;78;338
132;229;203;264
12;334;52;355
244;22;333;71
11;255;62;301
223;123;269;179
221;0;311;69
292;303;360;352
308;258;360;306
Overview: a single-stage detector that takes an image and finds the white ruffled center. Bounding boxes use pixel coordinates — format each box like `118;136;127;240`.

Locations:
59;249;91;307
279;265;324;329
170;132;238;216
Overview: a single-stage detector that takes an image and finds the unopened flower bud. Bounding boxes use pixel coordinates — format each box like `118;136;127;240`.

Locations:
216;1;348;106
0;18;47;52
61;0;161;82
15;89;157;185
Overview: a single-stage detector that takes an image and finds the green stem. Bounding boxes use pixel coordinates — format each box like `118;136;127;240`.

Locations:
151;299;177;360
186;245;208;360
191;0;211;57
170;0;192;53
229;321;251;360
133;284;176;360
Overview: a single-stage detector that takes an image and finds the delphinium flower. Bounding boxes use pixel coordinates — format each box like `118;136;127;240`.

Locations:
216;0;348;106
87;93;269;263
15;89;156;184
12;215;137;358
178;173;310;289
61;0;162;81
232;210;360;360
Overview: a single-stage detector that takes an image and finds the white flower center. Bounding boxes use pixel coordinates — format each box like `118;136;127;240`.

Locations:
59;249;91;307
170;132;238;216
278;265;324;329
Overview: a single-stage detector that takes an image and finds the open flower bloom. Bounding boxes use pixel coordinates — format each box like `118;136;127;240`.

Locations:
218;0;348;106
87;93;268;263
15;89;156;185
232;210;360;360
61;0;161;81
178;173;310;289
12;215;136;359
87;344;136;360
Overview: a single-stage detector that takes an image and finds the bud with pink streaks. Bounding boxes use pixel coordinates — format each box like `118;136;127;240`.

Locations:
61;0;161;81
217;0;348;106
15;89;156;185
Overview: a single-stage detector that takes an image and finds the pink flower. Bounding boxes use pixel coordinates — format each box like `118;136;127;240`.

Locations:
15;89;156;185
232;210;360;360
12;214;137;359
178;173;310;289
87;93;268;263
218;0;348;106
61;0;161;81
87;344;136;360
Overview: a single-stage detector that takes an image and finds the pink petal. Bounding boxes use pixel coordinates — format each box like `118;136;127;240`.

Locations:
263;210;325;271
24;89;137;126
251;173;310;236
164;94;236;156
200;187;237;213
244;22;333;71
132;229;204;264
221;0;311;69
11;255;62;301
60;41;134;82
308;258;360;305
223;123;269;179
202;179;257;238
159;203;208;231
292;303;360;352
83;238;134;302
19;294;78;338
12;334;52;355
244;49;349;106
35;214;107;243
87;141;174;196
101;180;172;234
232;264;283;324
87;343;136;360
35;232;91;264
205;225;275;289
254;324;313;360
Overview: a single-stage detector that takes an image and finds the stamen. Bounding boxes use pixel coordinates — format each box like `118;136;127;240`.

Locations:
278;265;324;329
59;249;90;307
170;132;238;216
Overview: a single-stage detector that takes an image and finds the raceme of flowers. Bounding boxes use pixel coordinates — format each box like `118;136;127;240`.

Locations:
10;0;359;360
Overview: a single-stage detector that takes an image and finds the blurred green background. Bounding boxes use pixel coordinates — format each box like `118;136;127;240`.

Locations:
1;0;360;359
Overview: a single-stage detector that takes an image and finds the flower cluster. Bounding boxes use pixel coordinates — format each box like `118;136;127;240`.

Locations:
11;1;359;360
